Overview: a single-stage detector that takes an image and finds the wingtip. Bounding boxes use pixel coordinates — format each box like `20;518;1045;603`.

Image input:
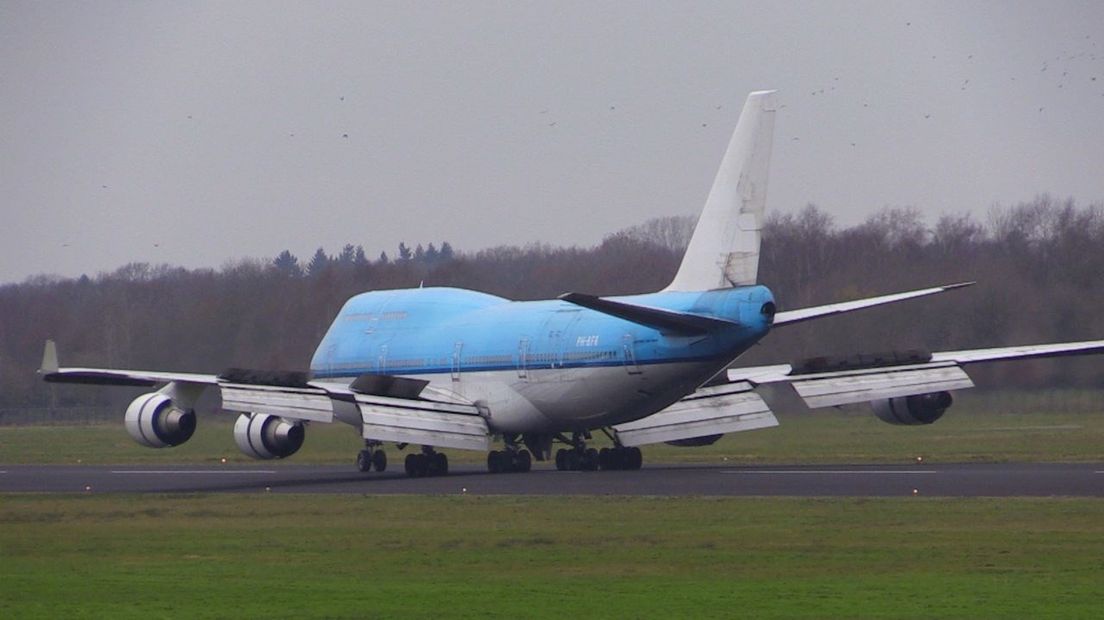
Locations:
944;281;977;290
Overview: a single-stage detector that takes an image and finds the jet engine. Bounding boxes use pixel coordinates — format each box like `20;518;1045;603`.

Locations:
125;392;197;448
233;413;305;459
871;391;953;425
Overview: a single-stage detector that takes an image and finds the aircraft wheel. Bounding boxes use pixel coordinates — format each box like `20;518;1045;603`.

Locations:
628;447;643;470
488;450;503;474
433;452;449;476
515;449;532;473
583;448;599;471
555;449;567;471
356;450;373;472
372;450;387;473
405;453;421;477
598;448;612;470
566;450;581;471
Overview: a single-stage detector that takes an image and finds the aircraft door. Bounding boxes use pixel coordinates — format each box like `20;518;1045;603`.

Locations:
622;334;643;375
451;341;463;381
517;338;529;380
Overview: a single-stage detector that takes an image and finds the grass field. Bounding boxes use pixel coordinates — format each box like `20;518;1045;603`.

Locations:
2;494;1103;618
3;404;1103;466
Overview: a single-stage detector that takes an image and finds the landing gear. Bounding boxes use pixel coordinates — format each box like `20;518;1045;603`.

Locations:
356;441;388;473
404;447;449;477
598;446;642;471
487;448;532;474
554;431;643;471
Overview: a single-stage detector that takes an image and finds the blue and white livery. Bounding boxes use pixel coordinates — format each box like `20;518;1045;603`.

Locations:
41;91;1104;476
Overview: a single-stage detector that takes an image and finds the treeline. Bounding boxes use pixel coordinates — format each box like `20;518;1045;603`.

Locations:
2;195;1102;411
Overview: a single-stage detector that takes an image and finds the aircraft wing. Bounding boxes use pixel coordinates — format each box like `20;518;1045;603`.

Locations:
39;340;490;450
611;382;778;447
617;339;1104;446
727;339;1104;409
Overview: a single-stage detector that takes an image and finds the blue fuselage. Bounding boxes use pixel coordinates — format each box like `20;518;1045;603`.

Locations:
310;286;775;432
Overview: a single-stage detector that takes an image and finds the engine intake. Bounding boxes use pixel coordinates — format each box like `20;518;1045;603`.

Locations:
233;413;305;459
872;391;953;425
125;392;197;448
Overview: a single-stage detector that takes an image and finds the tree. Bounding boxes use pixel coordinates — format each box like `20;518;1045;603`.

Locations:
414;244;426;262
306;248;330;276
354;245;369;266
439;242;455;261
425;243;440;263
378;251;390;265
337;244;356;265
273;250;302;277
397;242;412;262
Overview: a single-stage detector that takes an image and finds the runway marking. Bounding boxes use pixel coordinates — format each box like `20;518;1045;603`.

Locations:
110;470;278;475
720;470;939;475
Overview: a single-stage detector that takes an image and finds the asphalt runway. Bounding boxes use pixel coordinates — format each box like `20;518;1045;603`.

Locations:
2;462;1103;496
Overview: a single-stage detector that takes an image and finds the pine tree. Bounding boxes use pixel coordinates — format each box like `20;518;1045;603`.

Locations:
414;244;426;262
378;251;390;265
439;241;455;260
306;247;330;276
273;250;302;277
337;244;356;265
397;242;412;262
354;245;369;266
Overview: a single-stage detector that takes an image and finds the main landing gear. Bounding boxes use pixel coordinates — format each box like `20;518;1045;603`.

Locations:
486;447;532;474
554;431;643;471
405;446;449;477
356;440;388;473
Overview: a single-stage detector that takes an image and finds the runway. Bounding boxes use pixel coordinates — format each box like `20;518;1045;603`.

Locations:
2;462;1103;496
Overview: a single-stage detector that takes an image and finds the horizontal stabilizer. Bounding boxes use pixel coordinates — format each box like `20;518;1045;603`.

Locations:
612;382;778;446
773;282;974;326
558;293;738;335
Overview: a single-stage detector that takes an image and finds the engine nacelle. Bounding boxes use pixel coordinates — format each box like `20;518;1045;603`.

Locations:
125;392;197;448
233;413;305;459
872;391;953;425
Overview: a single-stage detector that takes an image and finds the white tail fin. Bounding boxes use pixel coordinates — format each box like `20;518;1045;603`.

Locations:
665;90;777;291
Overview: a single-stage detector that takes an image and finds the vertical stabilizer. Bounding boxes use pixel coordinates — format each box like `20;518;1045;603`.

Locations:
665;90;777;291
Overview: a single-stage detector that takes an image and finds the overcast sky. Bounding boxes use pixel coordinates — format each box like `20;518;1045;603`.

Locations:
2;1;1102;284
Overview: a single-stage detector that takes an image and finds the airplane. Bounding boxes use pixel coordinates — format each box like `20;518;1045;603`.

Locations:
40;90;1104;477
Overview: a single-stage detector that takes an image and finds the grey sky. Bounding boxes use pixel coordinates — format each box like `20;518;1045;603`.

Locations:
2;1;1102;284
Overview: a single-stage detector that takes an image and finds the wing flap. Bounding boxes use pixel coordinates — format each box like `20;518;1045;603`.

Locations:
613;382;778;447
219;384;335;423
791;365;974;409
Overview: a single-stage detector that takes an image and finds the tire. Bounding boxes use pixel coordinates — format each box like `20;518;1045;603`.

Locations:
566;450;581;471
516;449;532;473
433;452;449;476
628;447;643;470
372;450;387;473
598;448;611;470
488;450;503;474
555;448;567;471
405;453;419;476
583;448;599;471
356;450;373;472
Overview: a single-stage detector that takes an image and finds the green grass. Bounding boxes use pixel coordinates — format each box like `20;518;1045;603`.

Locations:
3;406;1103;466
1;495;1103;618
